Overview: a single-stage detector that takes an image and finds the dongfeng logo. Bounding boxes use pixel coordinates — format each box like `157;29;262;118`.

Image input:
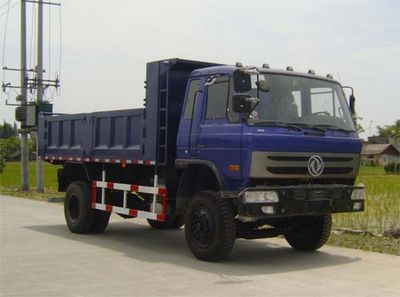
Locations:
308;155;324;177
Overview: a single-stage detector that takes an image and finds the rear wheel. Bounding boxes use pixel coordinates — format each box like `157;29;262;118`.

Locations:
64;181;94;234
284;215;332;251
91;210;111;233
65;181;111;233
184;191;236;262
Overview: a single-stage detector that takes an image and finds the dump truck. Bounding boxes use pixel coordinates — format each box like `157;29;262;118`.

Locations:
38;58;365;261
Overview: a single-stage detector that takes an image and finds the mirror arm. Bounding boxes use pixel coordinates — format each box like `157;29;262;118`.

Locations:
243;100;260;121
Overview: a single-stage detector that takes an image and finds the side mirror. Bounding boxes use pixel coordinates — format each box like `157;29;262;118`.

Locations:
233;70;252;92
342;86;355;116
349;94;355;115
233;94;253;113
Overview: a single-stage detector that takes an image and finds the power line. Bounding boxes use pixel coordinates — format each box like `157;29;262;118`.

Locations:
55;1;61;95
47;1;50;81
1;0;11;88
29;4;37;71
0;0;13;12
1;0;10;68
0;0;18;18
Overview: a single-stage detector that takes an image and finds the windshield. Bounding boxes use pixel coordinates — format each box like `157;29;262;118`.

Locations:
242;74;356;131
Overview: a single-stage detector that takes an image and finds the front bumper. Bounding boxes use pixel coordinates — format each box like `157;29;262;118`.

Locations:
237;184;365;218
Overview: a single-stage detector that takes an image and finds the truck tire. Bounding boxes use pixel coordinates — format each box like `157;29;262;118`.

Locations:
284;215;332;251
184;191;236;262
64;181;94;234
91;210;111;233
147;217;183;229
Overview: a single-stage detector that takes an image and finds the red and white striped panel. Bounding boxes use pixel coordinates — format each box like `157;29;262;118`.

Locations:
93;181;167;197
40;155;156;166
91;203;165;221
91;180;167;222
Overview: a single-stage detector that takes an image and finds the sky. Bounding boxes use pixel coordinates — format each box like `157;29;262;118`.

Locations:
0;0;399;139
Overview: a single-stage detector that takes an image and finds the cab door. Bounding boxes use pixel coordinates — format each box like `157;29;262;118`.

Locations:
196;76;242;180
176;77;206;158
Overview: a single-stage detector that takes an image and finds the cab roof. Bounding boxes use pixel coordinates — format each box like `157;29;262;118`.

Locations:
190;65;340;84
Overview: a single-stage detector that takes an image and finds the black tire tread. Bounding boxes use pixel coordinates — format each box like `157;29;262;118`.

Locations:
285;215;332;251
64;181;94;234
91;210;111;233
185;191;236;262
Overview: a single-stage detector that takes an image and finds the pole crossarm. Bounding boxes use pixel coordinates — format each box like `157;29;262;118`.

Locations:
3;66;39;72
22;0;61;6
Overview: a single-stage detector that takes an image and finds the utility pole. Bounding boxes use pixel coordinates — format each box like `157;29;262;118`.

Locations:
20;0;29;191
36;0;44;192
3;0;60;193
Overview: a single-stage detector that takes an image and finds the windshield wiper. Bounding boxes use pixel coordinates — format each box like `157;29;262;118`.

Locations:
286;123;327;133
313;124;353;134
252;121;303;131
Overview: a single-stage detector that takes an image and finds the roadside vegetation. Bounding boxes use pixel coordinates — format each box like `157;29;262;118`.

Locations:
333;166;400;236
0;161;62;200
331;165;400;255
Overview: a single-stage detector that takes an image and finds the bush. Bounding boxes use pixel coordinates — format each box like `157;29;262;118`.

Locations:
384;162;400;174
0;153;5;174
0;137;21;161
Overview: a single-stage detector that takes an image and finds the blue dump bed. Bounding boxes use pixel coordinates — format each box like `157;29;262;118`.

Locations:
38;109;149;163
38;58;219;165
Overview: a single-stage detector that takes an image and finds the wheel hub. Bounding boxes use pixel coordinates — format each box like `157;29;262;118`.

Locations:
191;208;214;247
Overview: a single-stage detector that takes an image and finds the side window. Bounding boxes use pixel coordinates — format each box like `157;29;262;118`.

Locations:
206;77;229;120
184;79;201;120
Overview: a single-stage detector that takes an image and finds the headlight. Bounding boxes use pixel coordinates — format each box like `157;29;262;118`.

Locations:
243;191;279;203
351;185;365;200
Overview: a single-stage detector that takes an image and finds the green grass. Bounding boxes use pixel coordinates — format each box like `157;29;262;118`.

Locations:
0;161;62;200
333;165;400;235
328;232;399;256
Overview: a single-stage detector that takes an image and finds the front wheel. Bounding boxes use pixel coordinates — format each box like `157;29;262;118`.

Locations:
284;215;332;251
184;191;236;262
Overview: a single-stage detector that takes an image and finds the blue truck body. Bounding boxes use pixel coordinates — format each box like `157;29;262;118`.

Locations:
39;58;365;261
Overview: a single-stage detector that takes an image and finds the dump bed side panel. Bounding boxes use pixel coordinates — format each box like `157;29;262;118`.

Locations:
38;108;155;162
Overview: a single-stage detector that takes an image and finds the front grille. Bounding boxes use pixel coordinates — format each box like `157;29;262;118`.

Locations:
267;156;353;162
250;151;360;179
267;167;353;175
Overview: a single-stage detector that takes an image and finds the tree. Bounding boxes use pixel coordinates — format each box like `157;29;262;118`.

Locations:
0;137;21;160
0;136;21;174
355;115;364;134
377;120;400;147
0;121;18;139
377;120;400;138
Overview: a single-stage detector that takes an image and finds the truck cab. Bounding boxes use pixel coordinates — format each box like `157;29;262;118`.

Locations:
175;64;364;259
